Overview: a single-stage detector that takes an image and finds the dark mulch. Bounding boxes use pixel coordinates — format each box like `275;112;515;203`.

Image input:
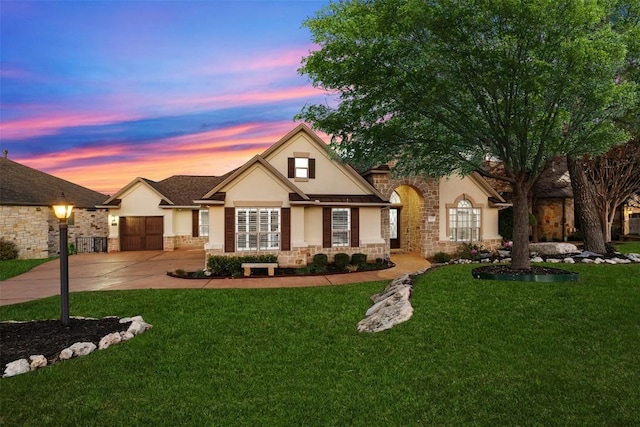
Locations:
1;317;131;369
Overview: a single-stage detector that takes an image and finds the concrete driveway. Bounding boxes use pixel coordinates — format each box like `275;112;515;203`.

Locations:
0;250;431;306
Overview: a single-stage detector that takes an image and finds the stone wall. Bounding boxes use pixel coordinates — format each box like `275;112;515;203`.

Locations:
164;235;208;251
0;206;49;259
534;198;574;241
48;209;109;256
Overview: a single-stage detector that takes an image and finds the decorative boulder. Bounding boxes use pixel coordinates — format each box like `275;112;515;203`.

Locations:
529;242;579;256
68;342;97;357
29;355;47;370
3;359;30;377
99;332;122;350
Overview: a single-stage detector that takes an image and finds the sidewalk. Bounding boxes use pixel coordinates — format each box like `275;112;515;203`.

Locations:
0;250;431;306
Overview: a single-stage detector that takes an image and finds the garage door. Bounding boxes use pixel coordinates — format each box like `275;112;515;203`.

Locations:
120;216;163;251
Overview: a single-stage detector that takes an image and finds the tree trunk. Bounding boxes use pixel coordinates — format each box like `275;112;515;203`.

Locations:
511;180;531;269
566;155;607;253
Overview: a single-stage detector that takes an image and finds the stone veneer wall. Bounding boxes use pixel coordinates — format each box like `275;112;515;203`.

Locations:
205;243;387;269
47;209;109;256
0;205;49;259
164;236;208;251
534;198;575;241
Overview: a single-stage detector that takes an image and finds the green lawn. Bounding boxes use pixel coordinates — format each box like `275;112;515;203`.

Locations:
1;263;639;426
615;241;640;254
0;258;54;281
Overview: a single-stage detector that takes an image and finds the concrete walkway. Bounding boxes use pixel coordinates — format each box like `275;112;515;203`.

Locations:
0;250;431;306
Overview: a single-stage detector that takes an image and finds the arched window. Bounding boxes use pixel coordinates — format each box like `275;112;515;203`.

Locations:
449;198;481;242
390;191;401;204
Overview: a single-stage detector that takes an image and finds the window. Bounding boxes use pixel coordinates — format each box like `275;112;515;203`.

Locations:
199;210;209;237
236;208;280;250
449;199;481;242
295;157;309;179
332;208;350;247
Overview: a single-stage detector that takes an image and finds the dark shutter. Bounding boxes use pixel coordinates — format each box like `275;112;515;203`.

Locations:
309;158;316;179
225;208;235;253
281;208;291;251
192;210;199;237
288;158;295;178
323;207;331;248
351;207;360;247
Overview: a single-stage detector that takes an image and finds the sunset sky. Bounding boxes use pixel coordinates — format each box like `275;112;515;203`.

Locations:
0;0;332;195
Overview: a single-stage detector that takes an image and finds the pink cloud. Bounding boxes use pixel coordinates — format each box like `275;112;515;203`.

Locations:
0;110;142;140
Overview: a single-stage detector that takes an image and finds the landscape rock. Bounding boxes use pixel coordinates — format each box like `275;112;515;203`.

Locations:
127;319;153;336
29;355;47;370
120;331;135;341
99;332;122;350
563;257;575;264
357;299;414;333
531;256;544;263
547;258;561;263
3;359;30;377
529;242;579;256
68;342;97;357
59;348;73;360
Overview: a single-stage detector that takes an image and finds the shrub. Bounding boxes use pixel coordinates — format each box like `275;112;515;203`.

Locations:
174;269;186;276
351;253;367;268
433;252;451;263
312;253;328;267
457;242;483;260
333;253;350;270
0;238;18;260
207;255;277;276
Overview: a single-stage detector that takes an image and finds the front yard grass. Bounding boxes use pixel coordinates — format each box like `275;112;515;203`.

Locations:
1;262;639;426
0;258;54;281
615;241;640;254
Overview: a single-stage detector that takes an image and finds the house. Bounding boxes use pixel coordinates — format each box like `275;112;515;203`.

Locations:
0;153;109;259
102;125;506;265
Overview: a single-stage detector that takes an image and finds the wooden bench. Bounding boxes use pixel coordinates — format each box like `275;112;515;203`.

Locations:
241;262;279;277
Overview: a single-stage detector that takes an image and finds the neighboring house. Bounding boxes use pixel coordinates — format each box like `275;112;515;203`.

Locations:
0;153;109;259
102;125;506;264
489;157;639;242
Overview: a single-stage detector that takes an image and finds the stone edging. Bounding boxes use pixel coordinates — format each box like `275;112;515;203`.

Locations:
2;315;152;378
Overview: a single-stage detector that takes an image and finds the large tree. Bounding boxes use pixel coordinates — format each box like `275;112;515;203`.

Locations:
584;138;640;242
298;0;635;269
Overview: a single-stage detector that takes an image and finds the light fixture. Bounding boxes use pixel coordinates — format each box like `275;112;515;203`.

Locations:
52;192;74;326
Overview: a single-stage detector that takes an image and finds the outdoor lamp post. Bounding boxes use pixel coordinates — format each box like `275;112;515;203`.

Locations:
53;193;74;326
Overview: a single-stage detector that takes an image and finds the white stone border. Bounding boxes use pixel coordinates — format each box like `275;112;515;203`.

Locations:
2;315;152;378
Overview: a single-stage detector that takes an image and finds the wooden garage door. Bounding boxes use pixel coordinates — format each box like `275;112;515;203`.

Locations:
120;216;163;251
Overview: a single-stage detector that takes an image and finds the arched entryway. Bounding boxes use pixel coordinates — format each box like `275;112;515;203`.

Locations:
389;185;424;254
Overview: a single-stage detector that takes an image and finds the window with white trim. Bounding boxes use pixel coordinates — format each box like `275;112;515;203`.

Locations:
449;199;481;242
199;210;209;237
236;208;280;250
332;208;350;247
295;157;309;178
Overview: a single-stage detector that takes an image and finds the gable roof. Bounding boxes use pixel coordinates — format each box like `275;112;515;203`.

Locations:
0;157;108;208
198;124;388;205
198;156;308;202
101;173;231;208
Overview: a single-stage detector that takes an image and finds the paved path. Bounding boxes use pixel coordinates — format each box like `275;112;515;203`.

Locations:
0;251;431;306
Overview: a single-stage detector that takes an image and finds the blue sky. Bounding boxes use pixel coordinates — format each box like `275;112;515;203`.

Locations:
0;0;331;194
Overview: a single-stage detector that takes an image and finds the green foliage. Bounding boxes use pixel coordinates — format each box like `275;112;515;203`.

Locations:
2;263;640;425
68;242;77;255
312;253;328;267
350;253;367;268
206;255;277;276
457;242;484;260
0;238;18;260
298;0;636;268
333;253;350;270
433;252;451;263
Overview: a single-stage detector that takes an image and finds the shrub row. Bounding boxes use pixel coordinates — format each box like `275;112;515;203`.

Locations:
0;238;18;260
207;254;278;276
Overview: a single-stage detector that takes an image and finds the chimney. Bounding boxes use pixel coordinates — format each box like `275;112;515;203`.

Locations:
2;150;7;159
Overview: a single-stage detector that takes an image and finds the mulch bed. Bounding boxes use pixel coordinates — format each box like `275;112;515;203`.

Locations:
1;317;131;369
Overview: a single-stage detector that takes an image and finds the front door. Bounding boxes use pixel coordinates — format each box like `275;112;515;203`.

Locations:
390;207;401;249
